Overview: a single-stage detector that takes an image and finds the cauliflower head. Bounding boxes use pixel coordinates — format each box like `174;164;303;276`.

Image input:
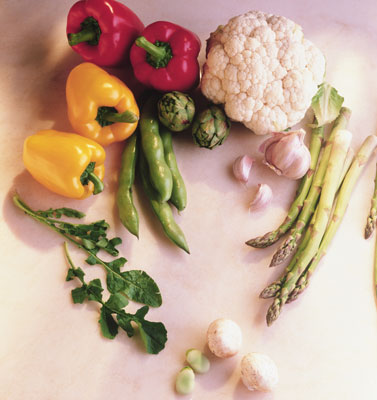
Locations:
201;11;326;135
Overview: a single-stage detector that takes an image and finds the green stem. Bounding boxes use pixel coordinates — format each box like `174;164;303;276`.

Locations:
67;16;101;46
304;135;377;284
96;106;138;127
135;37;173;68
88;172;104;195
102;110;139;124
13;195;142;293
266;128;352;326
136;36;166;59
68;29;96;46
269;107;351;266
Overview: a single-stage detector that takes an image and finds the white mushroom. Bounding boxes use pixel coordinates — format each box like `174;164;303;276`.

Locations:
207;318;242;358
240;352;279;392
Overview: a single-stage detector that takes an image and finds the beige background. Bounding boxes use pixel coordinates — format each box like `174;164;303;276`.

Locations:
1;0;377;399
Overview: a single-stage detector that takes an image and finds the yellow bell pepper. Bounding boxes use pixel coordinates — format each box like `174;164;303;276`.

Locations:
23;129;106;199
66;62;139;146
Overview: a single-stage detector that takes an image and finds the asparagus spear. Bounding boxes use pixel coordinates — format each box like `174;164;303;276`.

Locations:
365;162;377;239
286;147;355;303
269;108;351;267
262;147;354;301
266;128;352;326
246;121;324;248
288;136;377;302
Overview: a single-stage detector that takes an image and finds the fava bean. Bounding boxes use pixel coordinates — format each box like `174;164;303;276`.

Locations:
139;95;173;202
160;125;187;211
139;150;190;254
186;348;210;374
175;367;195;395
116;133;139;237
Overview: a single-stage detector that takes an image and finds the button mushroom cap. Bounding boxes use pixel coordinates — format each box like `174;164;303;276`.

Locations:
240;352;279;392
207;318;242;358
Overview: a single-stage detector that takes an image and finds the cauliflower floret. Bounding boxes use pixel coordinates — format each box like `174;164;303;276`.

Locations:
201;11;326;135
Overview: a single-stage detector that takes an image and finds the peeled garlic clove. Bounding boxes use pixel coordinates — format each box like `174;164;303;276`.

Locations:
233;155;254;183
250;184;272;211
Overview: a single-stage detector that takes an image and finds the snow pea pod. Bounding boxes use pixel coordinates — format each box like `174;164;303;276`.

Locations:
116;133;139;237
159;125;187;211
139;149;190;254
139;95;173;202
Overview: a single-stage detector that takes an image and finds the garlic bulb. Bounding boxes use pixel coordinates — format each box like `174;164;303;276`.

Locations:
250;184;272;211
260;129;311;180
233;155;254;183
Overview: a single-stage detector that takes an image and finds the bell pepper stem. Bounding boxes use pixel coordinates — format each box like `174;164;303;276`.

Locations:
68;29;97;46
67;17;101;47
88;172;104;195
135;36;166;60
102;110;139;124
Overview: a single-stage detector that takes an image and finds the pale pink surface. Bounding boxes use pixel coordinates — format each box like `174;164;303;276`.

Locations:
1;1;377;399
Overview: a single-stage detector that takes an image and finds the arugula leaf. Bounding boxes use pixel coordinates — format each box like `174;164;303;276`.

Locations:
71;286;88;304
132;306;168;355
120;270;162;308
13;195;167;355
36;207;86;219
65;247;167;353
99;308;119;339
105;293;129;310
87;279;104;302
105;260;162;307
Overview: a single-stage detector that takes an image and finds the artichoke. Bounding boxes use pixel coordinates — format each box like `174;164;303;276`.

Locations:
157;91;195;132
192;105;231;149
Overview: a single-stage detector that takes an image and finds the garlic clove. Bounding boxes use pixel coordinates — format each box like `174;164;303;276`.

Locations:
249;183;272;211
260;129;311;180
233;155;254;183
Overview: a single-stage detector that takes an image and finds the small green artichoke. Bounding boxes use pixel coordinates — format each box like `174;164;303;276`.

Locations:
192;105;231;149
157;91;195;132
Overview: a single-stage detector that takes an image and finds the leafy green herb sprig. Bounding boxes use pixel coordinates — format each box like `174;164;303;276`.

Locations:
13;194;167;354
64;243;167;354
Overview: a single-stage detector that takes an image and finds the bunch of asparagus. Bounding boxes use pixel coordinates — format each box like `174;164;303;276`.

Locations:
247;102;377;325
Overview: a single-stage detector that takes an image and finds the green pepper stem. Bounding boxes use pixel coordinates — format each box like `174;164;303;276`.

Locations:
88;172;104;195
102;110;139;124
135;36;167;60
68;29;97;46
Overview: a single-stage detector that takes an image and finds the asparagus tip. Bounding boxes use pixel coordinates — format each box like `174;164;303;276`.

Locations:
259;283;281;299
364;217;375;239
266;299;282;326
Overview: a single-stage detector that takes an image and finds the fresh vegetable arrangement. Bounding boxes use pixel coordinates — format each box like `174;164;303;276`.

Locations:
10;0;377;395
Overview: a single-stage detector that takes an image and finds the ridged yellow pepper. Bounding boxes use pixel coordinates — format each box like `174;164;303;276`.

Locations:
23;130;106;199
66;62;139;146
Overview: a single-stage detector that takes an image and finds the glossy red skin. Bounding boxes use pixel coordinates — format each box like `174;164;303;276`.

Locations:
66;0;144;67
130;21;201;92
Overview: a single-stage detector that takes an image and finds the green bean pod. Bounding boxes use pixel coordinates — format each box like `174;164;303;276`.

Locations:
139;95;173;202
139;150;190;254
159;124;187;211
116;133;139;237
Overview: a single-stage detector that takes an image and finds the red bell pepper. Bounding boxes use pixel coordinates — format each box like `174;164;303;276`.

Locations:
130;21;201;92
66;0;144;67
